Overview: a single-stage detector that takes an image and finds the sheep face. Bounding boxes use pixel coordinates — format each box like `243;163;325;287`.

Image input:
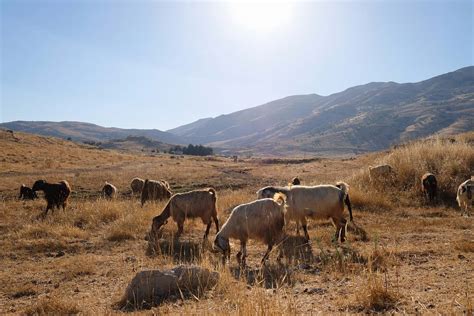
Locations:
32;180;47;191
213;235;230;257
150;215;168;238
291;177;301;185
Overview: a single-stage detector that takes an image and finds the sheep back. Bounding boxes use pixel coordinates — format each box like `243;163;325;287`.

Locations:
141;179;172;205
169;188;217;224
219;198;285;245
286;185;345;220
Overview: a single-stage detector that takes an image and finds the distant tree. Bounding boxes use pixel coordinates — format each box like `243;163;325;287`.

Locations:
182;144;213;156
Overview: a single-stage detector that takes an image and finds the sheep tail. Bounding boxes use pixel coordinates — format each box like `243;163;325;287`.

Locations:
207;188;217;199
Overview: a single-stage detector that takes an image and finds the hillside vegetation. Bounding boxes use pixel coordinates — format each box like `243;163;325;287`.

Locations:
350;132;474;209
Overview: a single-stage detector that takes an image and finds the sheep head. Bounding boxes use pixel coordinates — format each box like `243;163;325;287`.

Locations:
150;214;168;238
32;180;47;192
213;235;230;259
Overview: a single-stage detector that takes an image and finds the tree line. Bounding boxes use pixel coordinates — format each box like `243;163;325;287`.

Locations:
168;144;213;156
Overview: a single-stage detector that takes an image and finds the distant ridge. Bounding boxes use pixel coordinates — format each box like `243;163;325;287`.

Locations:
0;121;186;145
167;66;474;155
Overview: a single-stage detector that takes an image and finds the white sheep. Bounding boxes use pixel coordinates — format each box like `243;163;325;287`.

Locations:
214;193;286;266
456;179;473;216
285;182;351;242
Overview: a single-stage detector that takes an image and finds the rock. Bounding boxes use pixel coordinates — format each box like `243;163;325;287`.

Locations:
118;265;219;309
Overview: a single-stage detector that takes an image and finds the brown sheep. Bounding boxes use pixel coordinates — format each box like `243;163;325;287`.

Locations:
102;181;117;199
149;188;219;240
421;173;437;203
19;184;38;200
32;180;71;217
130;177;145;196
141;179;172;206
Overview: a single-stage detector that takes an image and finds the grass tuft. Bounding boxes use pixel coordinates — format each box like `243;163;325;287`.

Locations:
24;297;80;315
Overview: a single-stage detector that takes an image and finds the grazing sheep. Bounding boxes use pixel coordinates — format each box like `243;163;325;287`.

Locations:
141;179;172;206
149;188;219;239
456;179;473;216
130;177;145;196
102;181;117;199
290;177;301;186
19;184;38;200
32;180;71;217
421;173;437;203
369;164;394;182
285;182;351;242
214;193;286;266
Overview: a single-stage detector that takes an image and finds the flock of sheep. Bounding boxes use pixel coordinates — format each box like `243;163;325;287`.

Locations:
17;165;473;266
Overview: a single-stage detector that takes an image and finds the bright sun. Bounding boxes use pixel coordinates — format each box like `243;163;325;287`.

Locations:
229;2;293;33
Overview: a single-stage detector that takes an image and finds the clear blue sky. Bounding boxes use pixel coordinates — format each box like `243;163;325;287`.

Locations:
1;0;472;130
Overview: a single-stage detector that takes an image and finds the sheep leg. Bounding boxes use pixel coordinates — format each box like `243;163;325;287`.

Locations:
203;221;212;239
261;243;273;264
176;221;184;237
42;203;52;218
301;218;310;241
213;215;219;234
237;241;247;267
339;218;347;242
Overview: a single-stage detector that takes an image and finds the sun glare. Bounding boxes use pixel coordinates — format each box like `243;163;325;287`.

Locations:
229;2;293;33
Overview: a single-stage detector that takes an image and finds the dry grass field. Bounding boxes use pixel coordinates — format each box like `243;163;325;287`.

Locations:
0;130;473;314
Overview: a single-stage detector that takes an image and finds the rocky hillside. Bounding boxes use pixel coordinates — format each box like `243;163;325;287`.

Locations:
168;66;474;156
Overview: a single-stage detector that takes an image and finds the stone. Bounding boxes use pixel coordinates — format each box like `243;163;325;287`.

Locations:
118;265;219;309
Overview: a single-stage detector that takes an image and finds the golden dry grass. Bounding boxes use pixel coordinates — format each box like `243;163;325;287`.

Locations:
0;130;473;314
351;132;474;208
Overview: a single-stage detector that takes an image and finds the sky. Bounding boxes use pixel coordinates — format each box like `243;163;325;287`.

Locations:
1;0;472;130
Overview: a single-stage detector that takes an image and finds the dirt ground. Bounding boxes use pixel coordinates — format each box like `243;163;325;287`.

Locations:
0;131;472;314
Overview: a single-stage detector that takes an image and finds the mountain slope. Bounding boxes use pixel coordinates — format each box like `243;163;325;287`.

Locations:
0;121;186;145
168;66;474;155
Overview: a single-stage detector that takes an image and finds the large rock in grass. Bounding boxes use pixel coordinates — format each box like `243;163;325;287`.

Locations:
118;265;219;309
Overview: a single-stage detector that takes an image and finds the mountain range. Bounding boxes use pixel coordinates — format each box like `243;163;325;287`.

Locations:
2;66;473;156
168;66;474;155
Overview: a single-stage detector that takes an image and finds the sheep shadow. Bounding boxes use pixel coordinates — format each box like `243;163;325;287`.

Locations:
146;236;203;263
278;235;314;264
230;263;295;289
346;221;369;242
